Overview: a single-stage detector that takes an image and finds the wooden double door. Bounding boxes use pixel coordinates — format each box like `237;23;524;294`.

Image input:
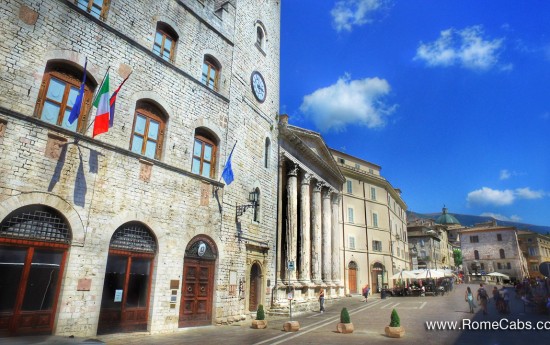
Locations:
0;245;67;336
179;258;215;327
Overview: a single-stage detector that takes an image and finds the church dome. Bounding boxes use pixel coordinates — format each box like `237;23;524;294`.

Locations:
435;206;460;225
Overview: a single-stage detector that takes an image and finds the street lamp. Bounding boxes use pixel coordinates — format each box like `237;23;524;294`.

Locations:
236;190;259;217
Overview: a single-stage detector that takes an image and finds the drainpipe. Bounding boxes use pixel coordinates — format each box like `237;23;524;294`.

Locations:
362;181;371;288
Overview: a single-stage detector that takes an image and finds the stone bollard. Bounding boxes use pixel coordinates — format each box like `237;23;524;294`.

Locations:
283;321;300;332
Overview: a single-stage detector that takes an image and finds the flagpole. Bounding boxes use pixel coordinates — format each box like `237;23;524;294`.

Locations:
85;66;111;134
219;141;237;184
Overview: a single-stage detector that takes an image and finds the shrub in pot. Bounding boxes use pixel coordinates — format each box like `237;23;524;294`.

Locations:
384;308;405;338
252;304;267;329
336;307;354;333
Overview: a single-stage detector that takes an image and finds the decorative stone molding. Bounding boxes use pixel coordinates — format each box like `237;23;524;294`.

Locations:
45;133;68;159
300;172;312;185
313;181;324;192
287;163;299;177
139;159;153;182
19;5;39;25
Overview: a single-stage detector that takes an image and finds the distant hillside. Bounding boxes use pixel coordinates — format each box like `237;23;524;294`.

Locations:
407;211;550;235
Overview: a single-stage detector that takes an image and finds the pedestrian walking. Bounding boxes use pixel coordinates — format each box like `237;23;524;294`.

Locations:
465;286;476;313
362;284;370;302
477;283;489;315
319;288;325;313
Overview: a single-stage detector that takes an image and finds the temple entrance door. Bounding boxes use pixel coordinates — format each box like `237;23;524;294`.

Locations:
348;261;358;294
248;263;261;312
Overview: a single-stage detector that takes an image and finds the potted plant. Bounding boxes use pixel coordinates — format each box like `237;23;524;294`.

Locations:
336;307;354;333
384;308;405;338
252;304;267;329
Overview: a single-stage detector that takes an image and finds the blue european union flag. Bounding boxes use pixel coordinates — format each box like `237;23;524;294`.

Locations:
221;149;234;185
68;58;87;125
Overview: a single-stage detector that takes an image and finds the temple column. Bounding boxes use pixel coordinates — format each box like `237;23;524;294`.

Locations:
311;181;323;284
322;187;332;284
331;193;341;285
299;172;312;284
286;163;299;283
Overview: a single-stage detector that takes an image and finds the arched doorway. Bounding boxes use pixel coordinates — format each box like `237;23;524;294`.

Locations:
371;262;385;293
0;205;71;336
179;236;217;327
249;262;262;311
348;261;358;294
98;222;157;334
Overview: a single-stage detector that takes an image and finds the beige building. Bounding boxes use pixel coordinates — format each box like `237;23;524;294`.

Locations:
0;0;280;337
460;221;528;282
331;149;408;295
518;230;550;278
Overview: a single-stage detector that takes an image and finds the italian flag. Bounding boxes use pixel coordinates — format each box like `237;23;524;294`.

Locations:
92;72;110;137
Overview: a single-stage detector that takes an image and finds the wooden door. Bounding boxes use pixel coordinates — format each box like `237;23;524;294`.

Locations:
348;266;357;294
0;245;67;336
179;258;215;327
248;264;261;312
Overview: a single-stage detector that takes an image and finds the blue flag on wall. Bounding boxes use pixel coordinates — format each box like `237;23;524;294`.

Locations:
221;146;235;185
68;58;87;125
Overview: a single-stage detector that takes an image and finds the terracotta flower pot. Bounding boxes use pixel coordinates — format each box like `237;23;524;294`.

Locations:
252;320;268;329
385;325;405;338
336;322;354;333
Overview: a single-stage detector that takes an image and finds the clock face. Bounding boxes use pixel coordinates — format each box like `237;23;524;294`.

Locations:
251;71;266;103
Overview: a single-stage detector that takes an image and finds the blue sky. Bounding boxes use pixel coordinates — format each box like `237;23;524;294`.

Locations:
280;0;550;226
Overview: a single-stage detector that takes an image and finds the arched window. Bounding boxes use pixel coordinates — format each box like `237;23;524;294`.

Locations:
474;250;479;260
77;0;111;20
130;100;166;160
34;61;95;133
499;249;505;259
153;22;178;62
201;55;221;91
191;128;218;179
256;25;265;50
264;138;270;168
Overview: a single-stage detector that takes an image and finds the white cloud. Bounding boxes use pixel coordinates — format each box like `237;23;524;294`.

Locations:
467;187;515;206
467;186;546;206
480;212;521;222
299;75;397;132
331;0;387;32
414;26;506;71
500;169;511;180
515;187;545;200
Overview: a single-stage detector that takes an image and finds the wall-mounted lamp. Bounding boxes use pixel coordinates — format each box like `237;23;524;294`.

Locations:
236;190;259;217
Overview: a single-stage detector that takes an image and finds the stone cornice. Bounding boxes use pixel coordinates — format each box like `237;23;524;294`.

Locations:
279;123;345;187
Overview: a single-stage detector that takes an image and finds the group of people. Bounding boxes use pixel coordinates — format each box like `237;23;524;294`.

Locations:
318;284;371;313
465;283;510;315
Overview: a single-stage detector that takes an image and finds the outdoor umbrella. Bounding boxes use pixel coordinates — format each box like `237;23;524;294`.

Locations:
487;272;510;279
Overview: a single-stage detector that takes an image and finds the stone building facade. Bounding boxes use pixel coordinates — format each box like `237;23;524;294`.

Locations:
460;221;528;282
0;0;280;337
331;149;409;294
518;230;550;278
274;116;346;311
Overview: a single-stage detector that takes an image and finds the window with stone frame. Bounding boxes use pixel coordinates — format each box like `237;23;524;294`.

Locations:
191;128;218;179
372;240;382;252
506;262;511;269
474;250;479;260
153;22;178;62
76;0;111;20
34;62;94;133
528;247;536;256
264;138;270;168
129;101;166;160
347;207;354;223
499;249;506;259
372;212;378;227
348;236;355;250
256;24;266;51
370;187;376;200
497;233;502;241
470;235;479;243
497;262;502;269
201;55;221;91
346;180;352;194
253;188;260;222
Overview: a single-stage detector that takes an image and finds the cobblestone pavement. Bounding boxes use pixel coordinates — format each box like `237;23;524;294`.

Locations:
2;283;549;345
